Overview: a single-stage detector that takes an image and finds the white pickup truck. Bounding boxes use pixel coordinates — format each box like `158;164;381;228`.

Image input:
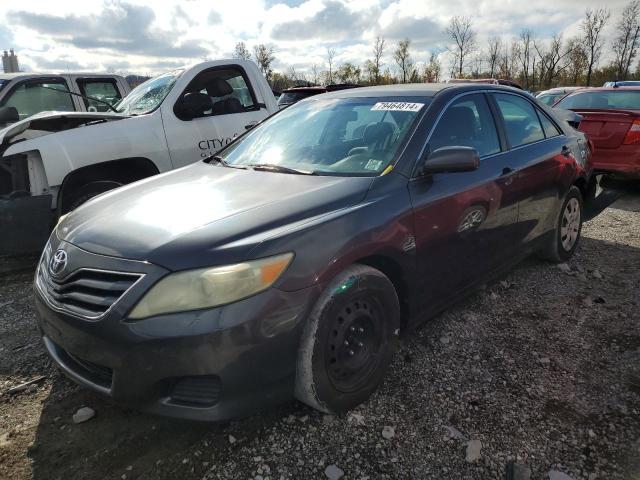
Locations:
0;59;278;254
0;72;131;127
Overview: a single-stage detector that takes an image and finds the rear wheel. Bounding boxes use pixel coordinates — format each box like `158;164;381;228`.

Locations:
539;185;583;263
295;264;400;413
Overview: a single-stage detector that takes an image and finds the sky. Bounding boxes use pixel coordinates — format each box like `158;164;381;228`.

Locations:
0;0;633;78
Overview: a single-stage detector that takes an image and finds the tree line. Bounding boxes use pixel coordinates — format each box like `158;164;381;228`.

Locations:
234;1;640;92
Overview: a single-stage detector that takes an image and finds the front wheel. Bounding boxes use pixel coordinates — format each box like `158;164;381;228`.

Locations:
294;264;400;413
62;180;123;213
539;185;583;263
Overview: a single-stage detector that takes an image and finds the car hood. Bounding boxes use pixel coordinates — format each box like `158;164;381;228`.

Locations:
0;111;127;146
59;162;373;271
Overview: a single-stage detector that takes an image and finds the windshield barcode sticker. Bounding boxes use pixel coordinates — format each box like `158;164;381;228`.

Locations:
371;102;424;112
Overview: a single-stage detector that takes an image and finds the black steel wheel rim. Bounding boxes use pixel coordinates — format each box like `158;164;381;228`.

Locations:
325;295;384;393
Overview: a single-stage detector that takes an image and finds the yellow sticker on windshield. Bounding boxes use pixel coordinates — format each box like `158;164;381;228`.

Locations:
371;102;424;112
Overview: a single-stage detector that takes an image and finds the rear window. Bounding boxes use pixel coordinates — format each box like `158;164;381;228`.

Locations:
278;91;323;106
537;93;564;106
556;90;640;110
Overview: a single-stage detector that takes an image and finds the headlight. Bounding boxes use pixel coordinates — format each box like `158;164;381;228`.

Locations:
128;253;294;319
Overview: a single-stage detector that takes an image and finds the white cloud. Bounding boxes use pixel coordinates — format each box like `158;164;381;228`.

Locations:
0;0;633;77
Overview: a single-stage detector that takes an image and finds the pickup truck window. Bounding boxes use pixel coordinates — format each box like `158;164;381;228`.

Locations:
77;79;122;112
0;80;75;120
115;69;183;115
219;97;427;176
182;67;257;116
556;90;640;110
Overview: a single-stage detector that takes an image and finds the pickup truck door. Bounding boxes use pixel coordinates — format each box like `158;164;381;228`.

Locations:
0;76;77;123
162;64;270;168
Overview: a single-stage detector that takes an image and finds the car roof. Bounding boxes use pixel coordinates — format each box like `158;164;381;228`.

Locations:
567;86;640;92
0;72;125;81
316;82;525;100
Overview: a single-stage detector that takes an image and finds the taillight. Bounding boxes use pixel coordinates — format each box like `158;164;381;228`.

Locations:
623;119;640;145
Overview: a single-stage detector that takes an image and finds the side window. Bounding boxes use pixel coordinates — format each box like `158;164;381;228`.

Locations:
77;79;122;112
1;79;75;120
494;93;545;147
430;94;500;158
536;109;562;138
184;67;257;117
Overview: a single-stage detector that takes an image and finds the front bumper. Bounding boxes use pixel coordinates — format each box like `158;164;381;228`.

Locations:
34;240;321;421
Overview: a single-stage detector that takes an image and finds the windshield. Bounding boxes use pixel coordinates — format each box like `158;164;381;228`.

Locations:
115;69;183;115
556;90;640;110
219;97;428;176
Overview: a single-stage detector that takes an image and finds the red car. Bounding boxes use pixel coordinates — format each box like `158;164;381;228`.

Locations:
554;87;640;179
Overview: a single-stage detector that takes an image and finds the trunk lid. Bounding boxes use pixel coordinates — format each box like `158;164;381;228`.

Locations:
573;109;640;149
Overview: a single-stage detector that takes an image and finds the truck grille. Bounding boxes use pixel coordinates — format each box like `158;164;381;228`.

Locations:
36;248;143;319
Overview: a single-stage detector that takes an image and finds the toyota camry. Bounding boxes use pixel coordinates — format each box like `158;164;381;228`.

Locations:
34;83;592;420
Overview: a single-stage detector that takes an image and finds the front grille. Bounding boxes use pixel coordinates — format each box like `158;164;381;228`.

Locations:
36;247;143;319
169;376;222;407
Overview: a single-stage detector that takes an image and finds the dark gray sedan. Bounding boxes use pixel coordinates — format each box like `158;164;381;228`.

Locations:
34;84;592;420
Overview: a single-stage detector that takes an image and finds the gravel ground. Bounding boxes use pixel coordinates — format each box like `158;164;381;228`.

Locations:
0;185;638;480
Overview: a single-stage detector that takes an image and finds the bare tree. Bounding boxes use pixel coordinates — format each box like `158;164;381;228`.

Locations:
253;44;276;82
372;36;385;84
535;34;574;89
326;48;336;84
394;38;413;83
565;37;588;85
233;42;251;61
446;16;476;77
424;52;442;82
517;29;535;89
581;8;610;86
612;0;640;80
486;36;502;78
310;64;320;85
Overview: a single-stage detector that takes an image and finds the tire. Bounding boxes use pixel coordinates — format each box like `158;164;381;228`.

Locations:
62;180;123;213
294;264;400;413
539;185;583;263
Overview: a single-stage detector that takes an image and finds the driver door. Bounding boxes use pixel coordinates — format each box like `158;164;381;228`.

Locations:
162;66;268;167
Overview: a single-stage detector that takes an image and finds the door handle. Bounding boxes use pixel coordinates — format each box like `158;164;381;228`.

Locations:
561;145;571;157
245;121;258;130
501;167;515;185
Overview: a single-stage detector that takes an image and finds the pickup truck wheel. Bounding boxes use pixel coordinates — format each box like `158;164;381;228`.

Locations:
62;180;123;213
539;186;583;263
294;264;400;414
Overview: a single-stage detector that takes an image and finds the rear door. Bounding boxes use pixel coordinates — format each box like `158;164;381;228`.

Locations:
490;92;573;247
409;92;519;310
75;77;124;112
162;65;269;167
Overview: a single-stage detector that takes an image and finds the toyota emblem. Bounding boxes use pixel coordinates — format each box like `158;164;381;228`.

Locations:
49;249;68;276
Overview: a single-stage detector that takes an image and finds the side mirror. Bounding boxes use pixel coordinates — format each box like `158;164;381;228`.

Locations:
0;106;19;126
177;92;213;120
422;146;480;174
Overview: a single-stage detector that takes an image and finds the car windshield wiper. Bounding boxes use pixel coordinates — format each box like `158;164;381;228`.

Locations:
205;155;251;170
248;163;315;175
